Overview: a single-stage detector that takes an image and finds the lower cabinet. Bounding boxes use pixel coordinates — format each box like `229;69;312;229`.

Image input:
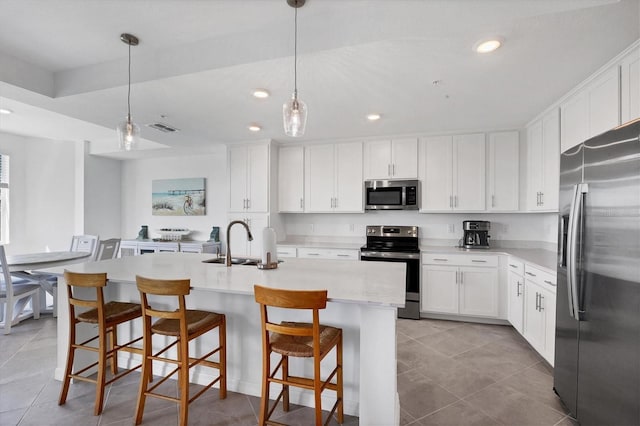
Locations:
520;264;557;365
297;247;359;260
120;240;220;256
421;254;499;318
507;259;525;333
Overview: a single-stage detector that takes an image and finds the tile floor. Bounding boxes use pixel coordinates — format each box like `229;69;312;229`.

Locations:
0;316;576;425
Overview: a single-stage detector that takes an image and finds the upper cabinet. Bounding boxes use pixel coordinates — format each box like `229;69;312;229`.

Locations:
228;144;269;213
560;66;620;153
621;46;640;123
420;133;485;212
527;109;560;211
363;138;418;180
278;146;304;213
488;131;519;211
305;142;363;213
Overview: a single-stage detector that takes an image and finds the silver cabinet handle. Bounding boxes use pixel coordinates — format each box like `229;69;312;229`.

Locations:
454;195;458;208
516;280;522;297
535;292;540;311
247;198;250;209
455;270;459;284
525;271;536;277
460;270;463;284
449;195;453;208
539;294;545;311
544;280;556;287
308;253;320;256
540;192;544;206
471;259;487;263
336;254;350;257
433;258;448;262
509;264;518;269
300;198;304;209
330;198;334;208
392;164;396;176
492;195;495;208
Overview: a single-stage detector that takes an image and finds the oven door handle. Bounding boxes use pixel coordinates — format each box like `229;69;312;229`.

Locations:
360;251;421;260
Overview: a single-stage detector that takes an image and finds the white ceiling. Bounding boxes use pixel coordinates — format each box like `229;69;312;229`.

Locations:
0;0;638;158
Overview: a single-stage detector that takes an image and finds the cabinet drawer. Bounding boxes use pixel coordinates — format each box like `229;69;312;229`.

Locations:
277;247;297;258
297;247;359;260
422;253;498;267
507;258;525;276
524;264;557;292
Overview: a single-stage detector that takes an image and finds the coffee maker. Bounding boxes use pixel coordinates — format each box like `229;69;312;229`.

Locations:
461;221;490;249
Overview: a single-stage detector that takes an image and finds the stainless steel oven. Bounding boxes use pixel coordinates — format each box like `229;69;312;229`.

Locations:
360;225;420;319
364;180;419;210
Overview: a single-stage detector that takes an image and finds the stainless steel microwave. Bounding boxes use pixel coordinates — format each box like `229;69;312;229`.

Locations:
364;180;419;210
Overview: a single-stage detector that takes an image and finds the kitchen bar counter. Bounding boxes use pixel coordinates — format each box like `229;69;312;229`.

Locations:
47;253;405;425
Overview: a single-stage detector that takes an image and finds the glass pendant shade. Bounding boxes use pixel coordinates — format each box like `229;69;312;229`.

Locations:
283;94;307;137
117;115;140;151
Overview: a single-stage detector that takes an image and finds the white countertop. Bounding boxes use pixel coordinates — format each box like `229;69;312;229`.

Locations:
49;253;406;307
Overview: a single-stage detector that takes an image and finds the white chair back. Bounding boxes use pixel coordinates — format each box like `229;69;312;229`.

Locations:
70;235;99;259
0;245;14;297
95;238;121;261
0;245;41;334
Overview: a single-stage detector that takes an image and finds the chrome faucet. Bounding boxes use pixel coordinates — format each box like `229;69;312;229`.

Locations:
226;220;254;267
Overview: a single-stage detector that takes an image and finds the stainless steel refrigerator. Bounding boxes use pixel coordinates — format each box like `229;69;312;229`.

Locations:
554;119;640;425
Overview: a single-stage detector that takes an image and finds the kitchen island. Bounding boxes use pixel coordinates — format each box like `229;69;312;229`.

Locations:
50;253;405;425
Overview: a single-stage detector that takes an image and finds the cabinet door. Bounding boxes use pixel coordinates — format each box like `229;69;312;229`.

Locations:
391;138;418;179
459;266;498;317
507;271;524;333
420;136;453;211
335;142;363;212
228;146;248;212
364;140;391;179
621;47;640;123
247;145;269;212
526;120;544;211
540;287;556;366
541;109;560;210
588;67;620;138
560;92;588;154
454;133;485;211
523;280;545;354
421;265;458;314
488;131;519;211
305;144;335;212
278;146;304;212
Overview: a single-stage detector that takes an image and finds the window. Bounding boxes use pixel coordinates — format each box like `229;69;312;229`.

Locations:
0;154;9;244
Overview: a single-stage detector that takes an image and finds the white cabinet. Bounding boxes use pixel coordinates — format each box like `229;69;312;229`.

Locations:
228;144;269;213
420;133;485;211
527;109;560;211
278;146;304;212
621;46;640;123
522;264;557;365
297;247;359;260
226;214;268;257
119;240;219;256
507;259;525;333
488;131;519;211
421;254;498;318
305;142;363;213
364;138;418;179
560;67;621;153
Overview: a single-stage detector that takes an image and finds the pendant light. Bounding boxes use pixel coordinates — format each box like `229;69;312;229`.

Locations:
283;0;307;137
117;33;140;151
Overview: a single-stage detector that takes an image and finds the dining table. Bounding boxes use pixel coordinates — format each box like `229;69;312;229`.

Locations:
7;251;93;314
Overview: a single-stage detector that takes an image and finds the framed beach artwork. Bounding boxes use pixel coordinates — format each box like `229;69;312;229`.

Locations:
152;178;206;216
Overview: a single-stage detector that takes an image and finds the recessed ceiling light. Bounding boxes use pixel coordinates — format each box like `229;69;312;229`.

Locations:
248;124;262;132
367;113;381;121
0;108;13;115
253;89;270;99
474;38;503;53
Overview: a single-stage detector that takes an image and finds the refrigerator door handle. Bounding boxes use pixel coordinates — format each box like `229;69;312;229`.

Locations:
567;183;588;320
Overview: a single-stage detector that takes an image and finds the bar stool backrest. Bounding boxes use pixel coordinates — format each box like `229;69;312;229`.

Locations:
63;270;107;323
136;276;191;326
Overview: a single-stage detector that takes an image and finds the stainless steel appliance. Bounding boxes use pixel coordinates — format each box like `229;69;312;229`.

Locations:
554;119;640;425
364;180;419;210
360;225;420;319
461;220;490;249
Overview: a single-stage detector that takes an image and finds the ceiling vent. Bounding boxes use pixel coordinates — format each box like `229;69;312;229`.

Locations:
147;122;180;133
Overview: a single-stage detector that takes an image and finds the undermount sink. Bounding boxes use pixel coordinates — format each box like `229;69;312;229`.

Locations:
202;257;260;266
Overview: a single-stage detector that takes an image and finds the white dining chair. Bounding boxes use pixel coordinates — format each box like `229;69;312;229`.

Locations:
0;245;41;334
94;238;121;261
70;235;100;259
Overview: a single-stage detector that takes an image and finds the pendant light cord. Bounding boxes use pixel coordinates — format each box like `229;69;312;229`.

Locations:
127;41;132;120
294;5;298;96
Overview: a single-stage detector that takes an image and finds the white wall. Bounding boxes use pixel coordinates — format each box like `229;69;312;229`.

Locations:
0;132;78;254
84;142;121;239
120;146;228;242
282;211;558;247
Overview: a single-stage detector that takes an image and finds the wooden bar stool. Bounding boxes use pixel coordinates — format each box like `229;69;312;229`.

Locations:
135;276;227;426
254;285;344;426
58;271;143;416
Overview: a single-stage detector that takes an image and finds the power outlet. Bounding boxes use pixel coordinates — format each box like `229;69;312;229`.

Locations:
448;224;455;233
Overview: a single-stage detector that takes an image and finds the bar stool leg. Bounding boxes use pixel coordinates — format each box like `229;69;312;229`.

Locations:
134;327;151;425
337;334;344;423
282;355;290;412
314;358;322;426
109;325;119;375
219;317;227;399
259;350;270;425
58;318;76;406
94;330;108;415
179;336;190;426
